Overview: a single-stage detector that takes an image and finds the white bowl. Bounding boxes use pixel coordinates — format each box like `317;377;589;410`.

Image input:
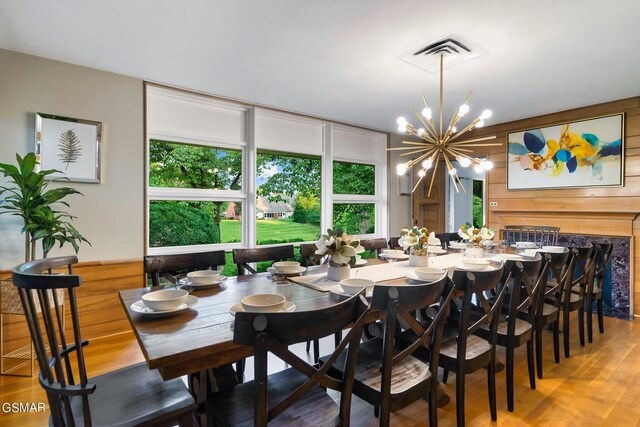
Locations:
542;246;565;253
516;241;537;249
414;267;446;281
142;289;189;311
449;242;467;249
187;270;221;285
272;261;300;274
340;278;375;295
381;249;404;258
461;258;490;270
241;293;286;313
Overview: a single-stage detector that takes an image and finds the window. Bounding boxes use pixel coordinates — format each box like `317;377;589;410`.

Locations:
145;85;387;262
256;151;321;245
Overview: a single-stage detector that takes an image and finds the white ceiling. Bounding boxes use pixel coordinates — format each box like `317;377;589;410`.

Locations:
1;0;640;133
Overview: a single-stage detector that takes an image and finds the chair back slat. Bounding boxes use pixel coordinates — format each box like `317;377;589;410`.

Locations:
233;245;294;275
13;256;97;427
144;250;226;286
592;242;613;291
299;243;327;267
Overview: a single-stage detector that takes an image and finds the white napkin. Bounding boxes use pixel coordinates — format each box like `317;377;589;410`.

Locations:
427;232;441;246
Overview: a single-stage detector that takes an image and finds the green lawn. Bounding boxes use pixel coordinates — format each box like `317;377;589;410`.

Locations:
220;219;320;245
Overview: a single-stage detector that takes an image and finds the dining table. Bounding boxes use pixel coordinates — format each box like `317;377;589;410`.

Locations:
119;250;475;423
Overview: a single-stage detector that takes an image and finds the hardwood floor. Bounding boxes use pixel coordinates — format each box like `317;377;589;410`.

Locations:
1;313;639;426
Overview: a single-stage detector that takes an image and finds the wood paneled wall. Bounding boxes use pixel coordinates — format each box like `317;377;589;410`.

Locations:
1;259;143;368
464;96;640;315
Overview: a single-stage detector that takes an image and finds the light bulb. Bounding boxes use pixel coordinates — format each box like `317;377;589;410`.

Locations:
451;126;457;133
474;164;484;173
397;125;407;133
396;116;407;126
421;108;432;120
422;158;433;169
396;163;408;175
458;104;470;117
448;167;457;175
418;169;426;177
476;119;485;128
458;157;471;167
479;109;492;120
417;128;425;135
481;160;494;170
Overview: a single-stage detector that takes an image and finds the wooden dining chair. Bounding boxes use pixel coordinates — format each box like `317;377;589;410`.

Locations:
587;242;613;341
388;237;401;250
144;250;226;286
232;245;295;275
438;265;508;427
299;242;327;267
12;256;196;427
207;292;369;426
359;238;388;259
435;232;462;248
322;275;455;426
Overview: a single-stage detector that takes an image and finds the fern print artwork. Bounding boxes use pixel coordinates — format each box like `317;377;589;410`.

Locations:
58;129;83;170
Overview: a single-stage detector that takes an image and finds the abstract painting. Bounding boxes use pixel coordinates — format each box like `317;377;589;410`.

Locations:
35;113;102;183
507;114;624;190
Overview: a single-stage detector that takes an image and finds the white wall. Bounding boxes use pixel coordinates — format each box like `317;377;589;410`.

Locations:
387;133;415;236
0;49;144;269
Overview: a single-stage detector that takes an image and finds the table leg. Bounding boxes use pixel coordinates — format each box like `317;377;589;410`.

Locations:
188;364;239;426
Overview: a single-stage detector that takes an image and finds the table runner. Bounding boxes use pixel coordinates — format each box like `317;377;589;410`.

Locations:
289;253;463;292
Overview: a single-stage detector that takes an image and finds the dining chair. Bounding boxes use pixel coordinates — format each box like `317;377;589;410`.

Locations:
299;242;327;267
144;250;226;286
207;292;369;426
388;237;401;250
567;245;599;345
232;245;295;275
12;256;196;427
359;238;388;259
322;275;455;426
476;257;543;412
437;265;508;427
503;225;560;247
435;232;462;248
586;242;613;341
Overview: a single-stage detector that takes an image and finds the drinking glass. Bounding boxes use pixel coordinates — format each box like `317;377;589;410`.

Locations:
273;281;292;301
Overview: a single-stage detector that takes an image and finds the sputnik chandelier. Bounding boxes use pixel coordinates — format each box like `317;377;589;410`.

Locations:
391;54;500;196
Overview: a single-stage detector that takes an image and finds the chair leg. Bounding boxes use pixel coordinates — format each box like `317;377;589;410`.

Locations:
313;339;320;364
553;320;560;363
506;346;514;412
526;340;536;390
578;307;585;347
456;370;466;427
235;359;245;384
442;369;449;384
563;309;570;358
586;297;594;344
488;358;497;421
536;325;544;379
597;299;604;334
305;340;311;353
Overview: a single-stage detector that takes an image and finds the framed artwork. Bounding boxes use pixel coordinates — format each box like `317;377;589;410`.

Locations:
35;113;102;183
507;113;624;190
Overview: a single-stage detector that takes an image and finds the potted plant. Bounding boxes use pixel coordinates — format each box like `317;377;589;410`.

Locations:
315;229;364;282
399;226;431;267
0;153;90;263
457;223;494;258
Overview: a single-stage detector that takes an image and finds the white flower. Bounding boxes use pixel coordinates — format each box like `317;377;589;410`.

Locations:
480;228;495;240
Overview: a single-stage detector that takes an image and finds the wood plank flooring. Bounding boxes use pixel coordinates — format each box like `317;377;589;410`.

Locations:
1;313;639;426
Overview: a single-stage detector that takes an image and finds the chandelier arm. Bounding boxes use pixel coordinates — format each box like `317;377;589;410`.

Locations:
426;152;441;198
412;109;438;143
444;155;468;195
409;149;438;168
387;146;428;151
443;91;472;143
411;174;424;194
402;141;434;146
444;119;483;144
400;147;435;157
421;95;441;140
454;143;503;147
448;135;498;145
439;54;444;139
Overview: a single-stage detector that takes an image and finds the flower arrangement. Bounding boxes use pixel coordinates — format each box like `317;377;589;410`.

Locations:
315;229;365;266
457;223;495;247
398;226;429;256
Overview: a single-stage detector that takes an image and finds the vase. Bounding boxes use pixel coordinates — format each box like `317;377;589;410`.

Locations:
465;247;484;258
408;254;429;267
327;264;351;282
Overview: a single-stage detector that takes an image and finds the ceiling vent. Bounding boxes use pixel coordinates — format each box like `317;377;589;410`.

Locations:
399;33;487;73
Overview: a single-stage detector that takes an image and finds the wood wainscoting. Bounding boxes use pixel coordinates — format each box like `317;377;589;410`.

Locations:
1;258;143;375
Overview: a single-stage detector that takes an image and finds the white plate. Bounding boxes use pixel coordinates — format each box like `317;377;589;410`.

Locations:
267;266;308;276
178;276;227;289
454;262;500;272
229;301;296;316
330;285;373;298
427;247;447;255
406;271;447;283
131;295;198;316
492;254;523;261
380;254;409;261
449;242;467;250
355;258;368;266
